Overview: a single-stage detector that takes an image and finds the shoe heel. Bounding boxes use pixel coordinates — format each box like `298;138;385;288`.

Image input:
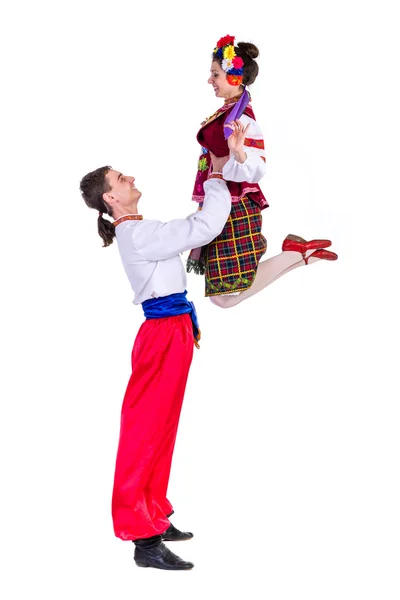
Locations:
135;560;148;568
285;234;306;243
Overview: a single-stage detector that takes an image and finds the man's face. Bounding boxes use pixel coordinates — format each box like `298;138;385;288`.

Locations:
104;170;142;205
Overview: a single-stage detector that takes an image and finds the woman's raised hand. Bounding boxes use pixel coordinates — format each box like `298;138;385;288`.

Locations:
226;119;250;155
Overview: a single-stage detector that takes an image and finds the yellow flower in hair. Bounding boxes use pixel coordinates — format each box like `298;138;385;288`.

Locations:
223;45;236;60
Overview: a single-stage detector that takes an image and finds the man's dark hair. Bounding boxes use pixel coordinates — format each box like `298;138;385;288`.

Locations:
80;166;116;247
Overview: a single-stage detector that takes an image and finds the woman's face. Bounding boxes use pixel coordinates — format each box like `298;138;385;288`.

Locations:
208;61;240;99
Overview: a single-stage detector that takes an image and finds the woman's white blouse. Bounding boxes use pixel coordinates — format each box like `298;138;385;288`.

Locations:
222;114;266;183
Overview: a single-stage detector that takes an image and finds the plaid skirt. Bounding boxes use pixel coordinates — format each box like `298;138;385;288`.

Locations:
203;196;267;297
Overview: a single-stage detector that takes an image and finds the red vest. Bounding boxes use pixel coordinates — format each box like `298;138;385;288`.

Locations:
192;101;269;210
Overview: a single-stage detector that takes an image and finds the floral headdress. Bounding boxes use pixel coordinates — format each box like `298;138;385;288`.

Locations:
213;35;244;86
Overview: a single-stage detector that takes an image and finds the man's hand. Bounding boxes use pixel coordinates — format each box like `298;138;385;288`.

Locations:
210;152;229;173
226;119;250;163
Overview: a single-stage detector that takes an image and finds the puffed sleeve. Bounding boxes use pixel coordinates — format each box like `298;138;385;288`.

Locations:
222;114;266;183
134;179;231;261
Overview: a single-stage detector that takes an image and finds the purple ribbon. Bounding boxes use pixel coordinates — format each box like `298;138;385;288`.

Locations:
223;88;250;139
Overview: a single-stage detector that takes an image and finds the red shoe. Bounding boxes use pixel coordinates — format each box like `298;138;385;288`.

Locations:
304;249;338;265
282;234;332;257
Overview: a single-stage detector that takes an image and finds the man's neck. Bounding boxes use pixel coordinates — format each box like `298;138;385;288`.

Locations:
112;205;139;220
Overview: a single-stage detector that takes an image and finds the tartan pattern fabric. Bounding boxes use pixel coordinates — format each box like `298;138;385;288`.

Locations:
204;196;267;296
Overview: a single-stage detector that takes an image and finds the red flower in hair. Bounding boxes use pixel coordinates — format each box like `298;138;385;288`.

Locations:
217;35;235;48
232;56;244;69
227;74;243;86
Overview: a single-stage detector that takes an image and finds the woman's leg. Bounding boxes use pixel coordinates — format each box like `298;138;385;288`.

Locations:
209;250;321;308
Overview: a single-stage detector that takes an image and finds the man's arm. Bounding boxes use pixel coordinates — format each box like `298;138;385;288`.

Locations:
134;177;231;262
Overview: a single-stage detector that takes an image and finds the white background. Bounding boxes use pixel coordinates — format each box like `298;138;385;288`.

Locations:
1;1;399;598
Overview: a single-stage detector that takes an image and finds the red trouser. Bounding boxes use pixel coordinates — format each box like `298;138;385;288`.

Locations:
111;313;194;540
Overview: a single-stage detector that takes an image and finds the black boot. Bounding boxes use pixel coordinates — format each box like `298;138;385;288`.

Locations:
133;535;194;570
162;522;194;542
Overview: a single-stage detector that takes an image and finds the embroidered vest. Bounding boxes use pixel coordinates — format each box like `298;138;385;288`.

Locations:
192;100;269;210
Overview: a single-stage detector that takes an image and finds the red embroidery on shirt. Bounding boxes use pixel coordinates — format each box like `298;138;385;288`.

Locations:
113;215;143;227
244;138;265;149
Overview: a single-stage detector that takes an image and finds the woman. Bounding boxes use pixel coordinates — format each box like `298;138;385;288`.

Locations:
187;35;337;308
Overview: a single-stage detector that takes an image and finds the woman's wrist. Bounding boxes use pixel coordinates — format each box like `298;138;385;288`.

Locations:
233;149;247;164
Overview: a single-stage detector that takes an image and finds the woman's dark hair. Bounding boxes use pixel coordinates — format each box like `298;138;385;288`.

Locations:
214;41;259;86
79;165;116;247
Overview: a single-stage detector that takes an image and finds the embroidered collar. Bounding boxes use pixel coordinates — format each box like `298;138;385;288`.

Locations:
113;214;143;227
224;91;245;105
200;92;252;128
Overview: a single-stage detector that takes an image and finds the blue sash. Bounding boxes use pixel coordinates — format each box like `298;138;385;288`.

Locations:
142;291;201;348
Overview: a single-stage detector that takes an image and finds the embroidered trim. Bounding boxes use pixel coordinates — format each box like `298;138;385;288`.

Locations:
200;94;252;129
113;214;143;227
244;138;265;149
224;92;246;105
208;173;224;180
192;186;260;203
206;274;255;295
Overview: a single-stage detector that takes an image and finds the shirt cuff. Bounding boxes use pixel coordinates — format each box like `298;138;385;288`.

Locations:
208;172;225;181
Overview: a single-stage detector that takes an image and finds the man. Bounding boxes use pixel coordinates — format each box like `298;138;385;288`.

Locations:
79;138;244;569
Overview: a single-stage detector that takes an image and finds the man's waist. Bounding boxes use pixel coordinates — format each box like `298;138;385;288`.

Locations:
141;291;201;349
142;291;193;319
